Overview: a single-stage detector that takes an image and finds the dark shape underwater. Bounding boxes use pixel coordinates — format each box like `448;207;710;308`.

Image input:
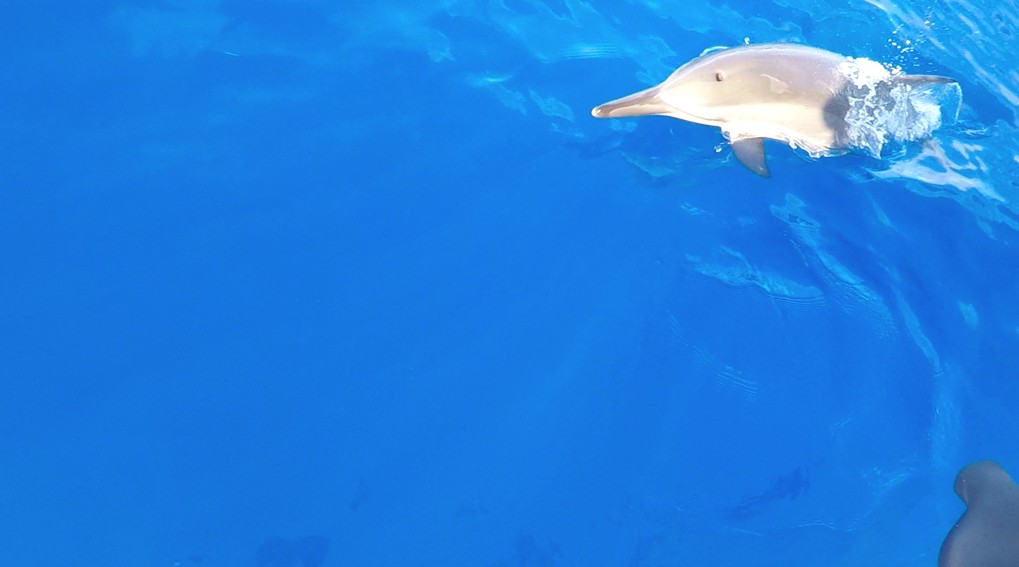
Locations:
940;460;1019;567
727;466;810;521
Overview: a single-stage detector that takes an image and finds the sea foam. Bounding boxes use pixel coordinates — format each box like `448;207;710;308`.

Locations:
839;58;963;157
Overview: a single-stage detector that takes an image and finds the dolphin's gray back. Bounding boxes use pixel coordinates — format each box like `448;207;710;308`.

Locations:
663;44;849;102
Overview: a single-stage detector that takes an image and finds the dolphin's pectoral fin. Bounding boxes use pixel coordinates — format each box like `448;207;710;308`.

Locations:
731;138;770;178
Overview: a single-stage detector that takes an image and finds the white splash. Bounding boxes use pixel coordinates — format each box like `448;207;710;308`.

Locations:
838;58;962;157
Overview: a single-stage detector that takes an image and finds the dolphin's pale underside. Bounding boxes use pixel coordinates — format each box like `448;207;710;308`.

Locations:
939;460;1019;567
591;43;958;177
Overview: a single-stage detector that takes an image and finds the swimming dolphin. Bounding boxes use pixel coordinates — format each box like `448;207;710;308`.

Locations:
939;460;1019;567
591;43;957;177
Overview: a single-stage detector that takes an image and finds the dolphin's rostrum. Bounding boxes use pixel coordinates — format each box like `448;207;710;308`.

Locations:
939;460;1019;567
592;43;959;177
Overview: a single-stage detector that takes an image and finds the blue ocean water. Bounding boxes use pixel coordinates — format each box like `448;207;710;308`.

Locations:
2;1;1018;565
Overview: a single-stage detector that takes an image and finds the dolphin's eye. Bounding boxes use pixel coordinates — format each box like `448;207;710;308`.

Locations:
715;71;726;82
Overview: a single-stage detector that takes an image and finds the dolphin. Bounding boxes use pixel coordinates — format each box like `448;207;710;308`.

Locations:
591;43;958;177
939;460;1019;567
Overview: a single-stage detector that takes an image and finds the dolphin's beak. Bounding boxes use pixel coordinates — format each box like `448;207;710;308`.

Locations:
591;86;671;118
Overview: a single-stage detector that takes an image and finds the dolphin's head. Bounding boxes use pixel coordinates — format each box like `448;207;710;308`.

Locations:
592;46;813;124
954;460;1015;505
654;53;740;122
652;47;812;125
941;460;1019;567
590;53;744;123
594;44;848;128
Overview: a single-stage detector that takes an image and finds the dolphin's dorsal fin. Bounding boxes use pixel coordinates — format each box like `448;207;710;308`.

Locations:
731;137;770;177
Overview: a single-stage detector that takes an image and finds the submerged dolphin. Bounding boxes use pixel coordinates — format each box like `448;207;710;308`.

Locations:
940;460;1019;567
591;43;958;177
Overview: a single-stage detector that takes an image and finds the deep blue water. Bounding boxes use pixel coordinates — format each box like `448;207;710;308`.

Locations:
3;1;1019;566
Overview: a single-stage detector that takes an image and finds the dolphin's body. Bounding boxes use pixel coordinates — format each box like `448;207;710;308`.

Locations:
591;43;957;177
940;460;1019;567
